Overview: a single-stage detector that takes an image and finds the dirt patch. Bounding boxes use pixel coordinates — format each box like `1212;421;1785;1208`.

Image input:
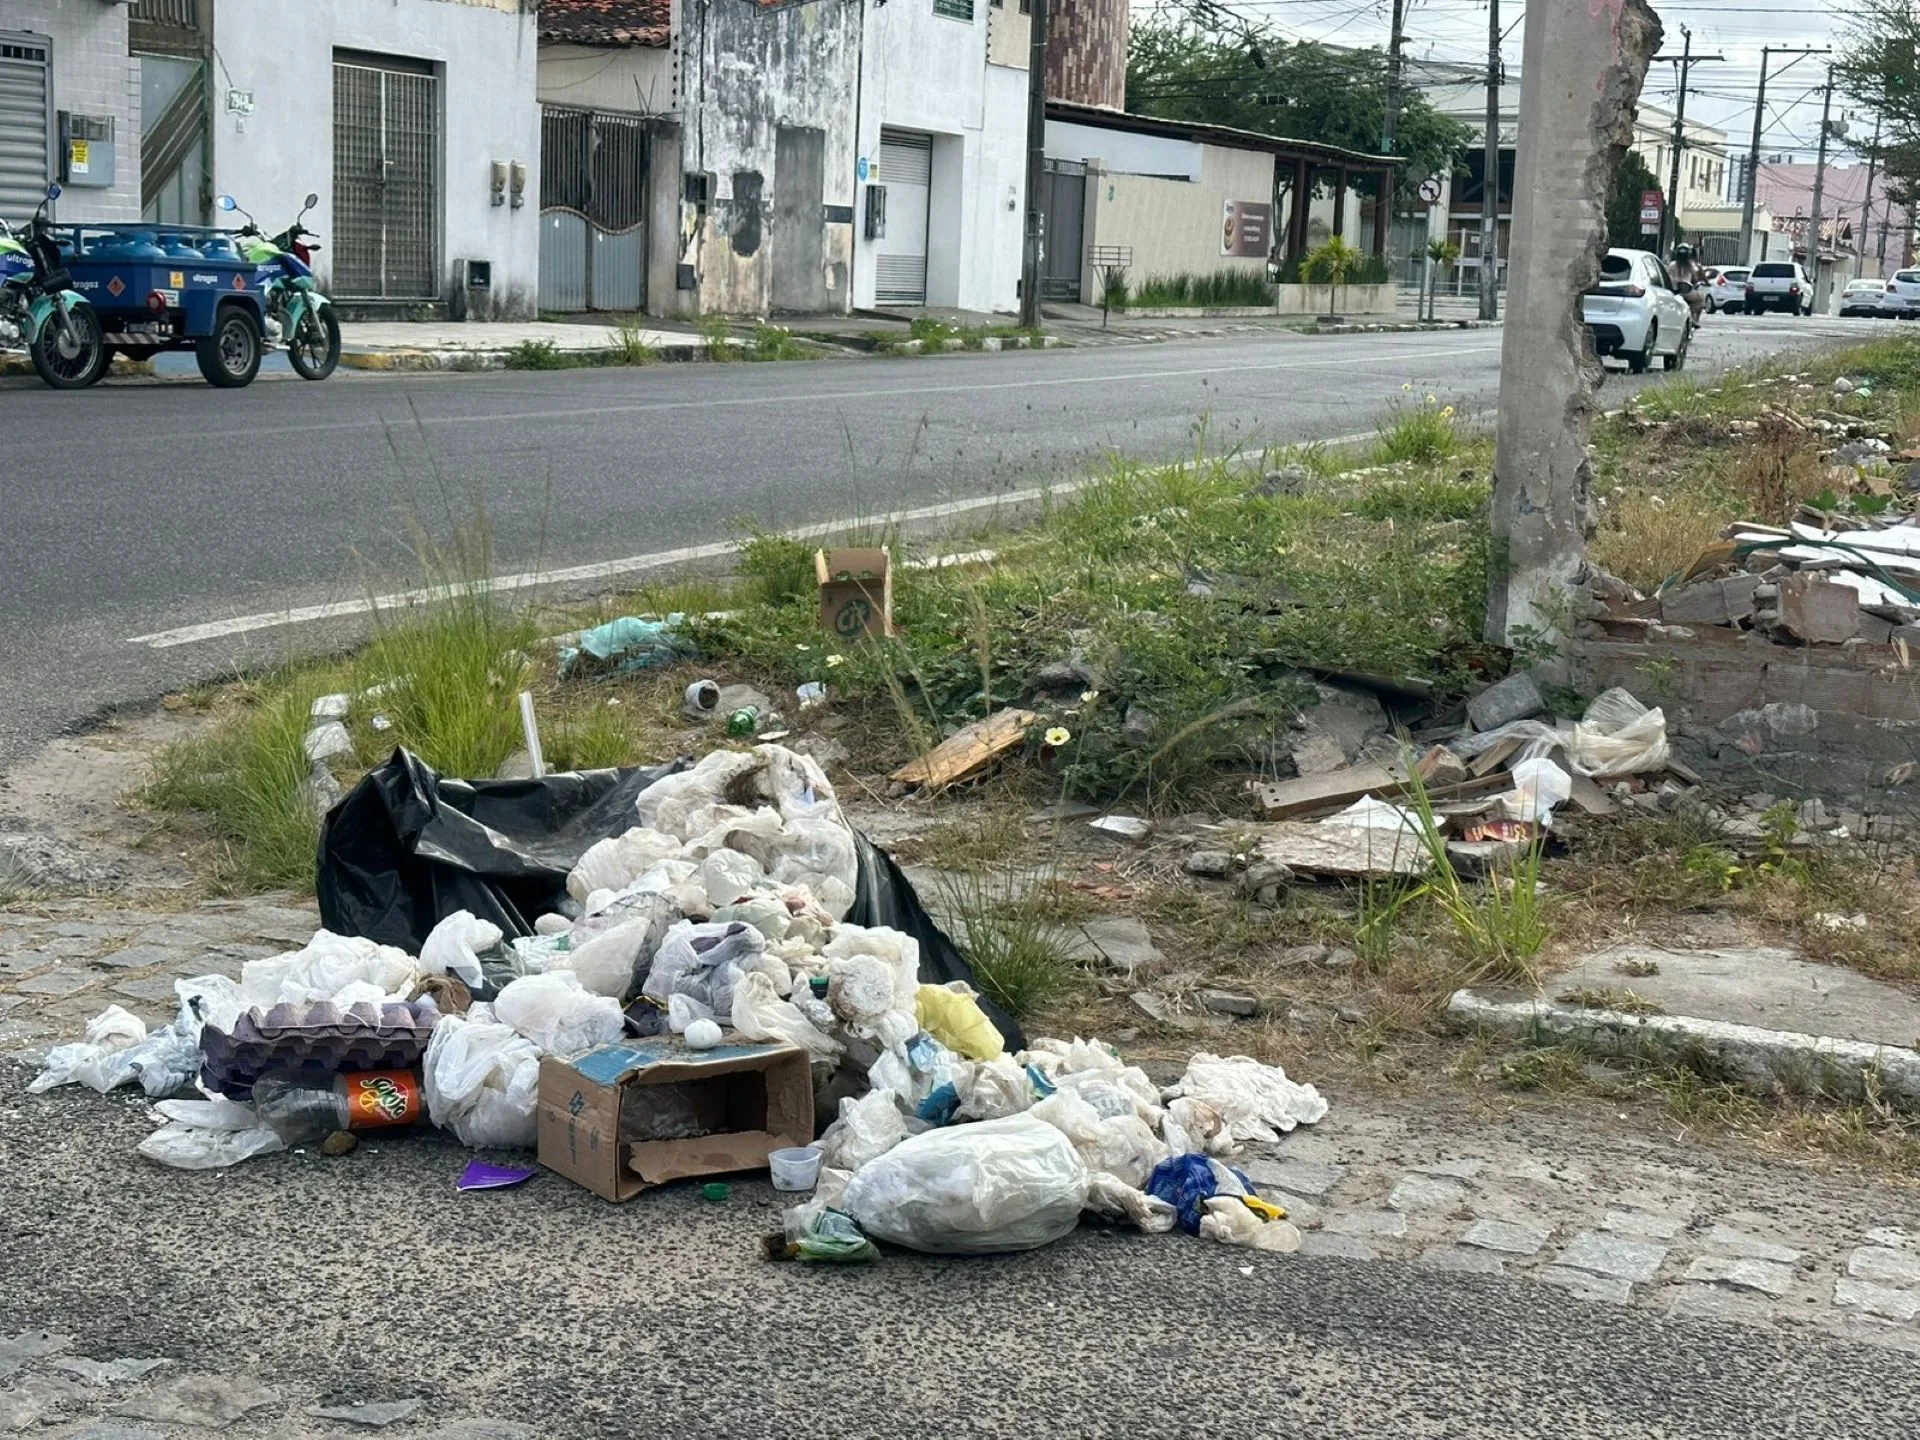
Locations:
0;706;207;896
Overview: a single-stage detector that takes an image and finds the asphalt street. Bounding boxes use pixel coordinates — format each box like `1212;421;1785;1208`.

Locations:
2;1073;1915;1439
0;311;1878;772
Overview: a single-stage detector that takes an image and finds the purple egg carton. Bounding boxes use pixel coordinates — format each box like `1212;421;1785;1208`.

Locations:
200;999;440;1100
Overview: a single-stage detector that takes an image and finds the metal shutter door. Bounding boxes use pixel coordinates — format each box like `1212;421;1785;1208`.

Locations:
874;129;930;305
0;38;51;225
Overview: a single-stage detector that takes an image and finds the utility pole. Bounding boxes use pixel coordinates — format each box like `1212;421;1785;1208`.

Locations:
1018;0;1049;330
1809;69;1835;312
1478;0;1499;320
1654;29;1725;255
1383;0;1407;156
1739;47;1828;265
1861;113;1883;277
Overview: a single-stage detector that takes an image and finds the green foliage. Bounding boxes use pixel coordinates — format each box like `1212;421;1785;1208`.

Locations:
503;339;565;370
1129;269;1276;308
1426;237;1462;265
1097;266;1131;310
1372;392;1460;464
1606;149;1665;249
145;679;325;893
1838;5;1920;214
752;323;806;361
734;523;817;608
937;869;1079;1019
611;318;658;366
1355;474;1486;523
1684;845;1744;892
1128;23;1472;205
1302;237;1365;315
698;314;736;361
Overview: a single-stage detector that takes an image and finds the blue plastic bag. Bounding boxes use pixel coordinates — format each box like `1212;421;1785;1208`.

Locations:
1146;1153;1260;1236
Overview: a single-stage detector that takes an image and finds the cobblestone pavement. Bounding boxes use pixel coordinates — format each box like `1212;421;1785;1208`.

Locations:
7;889;1919;1400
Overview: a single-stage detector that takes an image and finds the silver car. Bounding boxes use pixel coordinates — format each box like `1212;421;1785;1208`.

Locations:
1839;278;1895;317
1883;269;1920;318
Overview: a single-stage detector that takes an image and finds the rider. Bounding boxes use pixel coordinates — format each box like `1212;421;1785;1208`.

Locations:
1669;243;1707;323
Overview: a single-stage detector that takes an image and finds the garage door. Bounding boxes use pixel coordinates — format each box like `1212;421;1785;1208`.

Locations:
873;129;930;306
0;36;51;226
333;50;440;300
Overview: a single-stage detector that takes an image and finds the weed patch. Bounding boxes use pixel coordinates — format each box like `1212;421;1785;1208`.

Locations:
503;339;567;371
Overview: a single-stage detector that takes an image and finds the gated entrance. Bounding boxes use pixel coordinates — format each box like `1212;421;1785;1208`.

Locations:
538;106;649;313
1039;158;1086;303
332;51;439;301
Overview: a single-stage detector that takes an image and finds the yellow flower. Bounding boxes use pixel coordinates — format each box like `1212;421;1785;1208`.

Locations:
825;653;847;668
1440;405;1456;420
1079;690;1099;703
1044;727;1072;747
1425;393;1437;405
1402;381;1413;391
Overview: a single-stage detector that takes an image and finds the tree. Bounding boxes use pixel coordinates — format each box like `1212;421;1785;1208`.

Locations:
1127;23;1472;206
1605;149;1665;249
1303;235;1363;314
1838;4;1920;216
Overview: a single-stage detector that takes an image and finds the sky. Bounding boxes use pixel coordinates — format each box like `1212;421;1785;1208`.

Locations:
1136;1;1869;168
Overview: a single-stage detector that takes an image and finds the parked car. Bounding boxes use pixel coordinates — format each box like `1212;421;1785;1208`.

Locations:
1839;278;1894;317
1583;248;1694;373
1704;267;1751;312
1882;268;1920;317
1744;261;1813;315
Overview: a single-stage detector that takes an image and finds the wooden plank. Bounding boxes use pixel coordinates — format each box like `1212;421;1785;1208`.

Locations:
1467;734;1525;777
889;708;1038;790
1254;763;1403;820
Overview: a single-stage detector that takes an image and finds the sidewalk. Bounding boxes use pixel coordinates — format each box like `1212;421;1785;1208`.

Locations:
336;318;712;371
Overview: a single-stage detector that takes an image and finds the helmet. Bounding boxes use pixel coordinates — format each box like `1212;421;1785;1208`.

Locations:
1672;243;1694;260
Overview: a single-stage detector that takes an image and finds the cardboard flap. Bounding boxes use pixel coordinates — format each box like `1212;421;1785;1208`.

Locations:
628;1129;803;1189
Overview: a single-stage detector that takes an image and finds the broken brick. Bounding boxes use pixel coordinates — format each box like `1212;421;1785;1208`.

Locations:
1658;574;1761;628
1774;575;1860;645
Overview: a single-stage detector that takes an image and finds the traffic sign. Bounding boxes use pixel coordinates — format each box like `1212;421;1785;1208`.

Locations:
1417;175;1444;205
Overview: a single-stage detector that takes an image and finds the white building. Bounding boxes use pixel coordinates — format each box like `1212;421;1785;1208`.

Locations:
2;0;144;224
214;0;542;317
851;0;1029;312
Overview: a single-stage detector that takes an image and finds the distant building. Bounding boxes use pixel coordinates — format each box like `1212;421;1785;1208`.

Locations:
1753;161;1914;276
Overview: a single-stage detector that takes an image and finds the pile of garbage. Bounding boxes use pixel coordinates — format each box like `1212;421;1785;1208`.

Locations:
28;742;1327;1259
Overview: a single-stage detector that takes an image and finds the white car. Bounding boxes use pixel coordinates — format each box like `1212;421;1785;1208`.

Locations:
1704;267;1751;312
1883;269;1920;317
1744;261;1814;315
1583;248;1694;373
1839;277;1895;317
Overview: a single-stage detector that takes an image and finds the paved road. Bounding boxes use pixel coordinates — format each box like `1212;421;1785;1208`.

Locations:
3;1065;1915;1439
0;313;1876;771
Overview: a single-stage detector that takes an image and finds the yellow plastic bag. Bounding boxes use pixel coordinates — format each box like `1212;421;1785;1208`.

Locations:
915;983;1004;1062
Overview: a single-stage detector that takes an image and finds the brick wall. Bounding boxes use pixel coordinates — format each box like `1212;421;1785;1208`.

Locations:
7;1;142;222
1046;0;1126;111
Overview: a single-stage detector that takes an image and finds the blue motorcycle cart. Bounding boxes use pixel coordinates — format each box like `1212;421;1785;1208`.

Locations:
55;223;271;387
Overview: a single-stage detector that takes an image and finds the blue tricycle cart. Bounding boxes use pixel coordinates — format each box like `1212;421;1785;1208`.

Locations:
56;223;272;387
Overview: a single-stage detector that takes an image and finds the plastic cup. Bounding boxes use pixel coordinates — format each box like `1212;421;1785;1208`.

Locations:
768;1146;823;1192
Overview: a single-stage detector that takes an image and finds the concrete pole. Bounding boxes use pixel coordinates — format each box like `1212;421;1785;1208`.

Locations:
1661;28;1692;257
1738;48;1771;266
1478;0;1501;320
1809;72;1833;313
1861;115;1882;278
1018;0;1050;330
1485;0;1662;653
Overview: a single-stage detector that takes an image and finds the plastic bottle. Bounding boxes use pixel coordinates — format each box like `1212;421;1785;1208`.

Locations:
252;1070;424;1146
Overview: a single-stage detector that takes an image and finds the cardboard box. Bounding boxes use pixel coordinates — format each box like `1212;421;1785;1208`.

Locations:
536;1038;813;1202
815;546;893;640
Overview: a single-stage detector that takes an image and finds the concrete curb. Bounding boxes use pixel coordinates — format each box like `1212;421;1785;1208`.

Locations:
0;354;155;381
338;342;712;372
1448;988;1920;1104
1317;319;1501;336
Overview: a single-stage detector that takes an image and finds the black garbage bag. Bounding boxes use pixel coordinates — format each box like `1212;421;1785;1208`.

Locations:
316;748;688;949
316;748;1026;1051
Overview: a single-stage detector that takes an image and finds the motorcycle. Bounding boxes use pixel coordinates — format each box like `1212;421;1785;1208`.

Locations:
0;183;106;389
218;192;340;381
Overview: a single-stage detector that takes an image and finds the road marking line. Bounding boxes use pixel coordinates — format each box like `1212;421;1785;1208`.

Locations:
127;426;1385;648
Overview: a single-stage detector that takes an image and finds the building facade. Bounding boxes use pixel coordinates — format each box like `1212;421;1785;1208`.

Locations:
213;0;542;318
2;0;144;224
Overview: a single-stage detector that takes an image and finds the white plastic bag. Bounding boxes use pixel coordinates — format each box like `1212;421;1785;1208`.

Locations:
566;887;683;999
1030;1089;1169;1190
816;1087;909;1172
236;930;419;1009
492;971;623;1057
423;1011;542;1148
952;1056;1037;1121
1572;687;1670;776
730;971;842;1060
1199;1195;1303;1252
419;910;499;987
137;1121;285;1170
1162;1053;1329;1148
1500;756;1573;825
567;826;683;904
1085;1172;1179;1233
841;1114;1091;1254
700;848;766;909
28;1006;148;1094
153;1097;259;1131
643;920;761;1016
